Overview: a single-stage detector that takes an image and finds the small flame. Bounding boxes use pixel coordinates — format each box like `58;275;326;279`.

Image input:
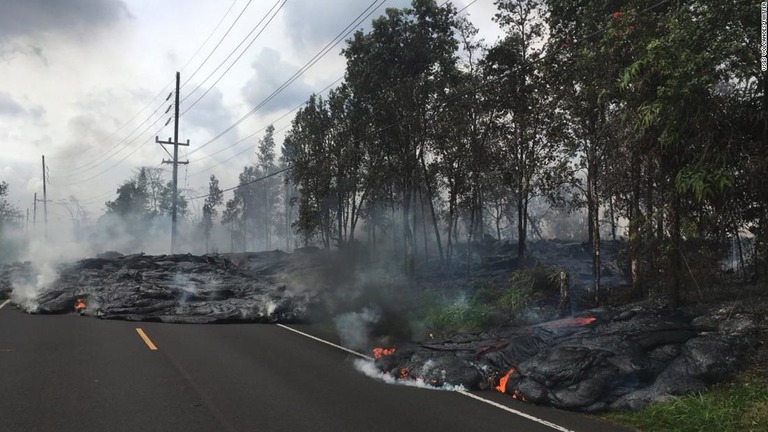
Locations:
75;298;86;312
543;316;597;328
373;347;396;359
574;317;597;326
495;368;514;393
512;390;528;402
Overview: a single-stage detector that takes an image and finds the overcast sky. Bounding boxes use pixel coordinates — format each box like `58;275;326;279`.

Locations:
0;0;504;221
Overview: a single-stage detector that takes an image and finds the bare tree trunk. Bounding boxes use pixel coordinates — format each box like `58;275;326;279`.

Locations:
420;150;443;264
403;189;415;277
517;193;527;260
467;204;476;278
669;194;682;308
447;189;456;267
735;227;747;283
630;159;642;297
420;189;429;263
609;196;617;241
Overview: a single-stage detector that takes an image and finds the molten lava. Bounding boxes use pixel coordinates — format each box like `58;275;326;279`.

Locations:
573;316;597;326
495;368;514;393
543;316;597;329
373;347;396;359
74;298;86;312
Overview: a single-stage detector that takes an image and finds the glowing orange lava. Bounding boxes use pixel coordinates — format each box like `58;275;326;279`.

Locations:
543;316;597;328
399;368;409;378
373;347;396;359
495;368;514;393
74;298;86;312
574;316;597;326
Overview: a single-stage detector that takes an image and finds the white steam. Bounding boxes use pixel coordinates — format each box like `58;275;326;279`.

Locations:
353;359;466;392
334;307;380;350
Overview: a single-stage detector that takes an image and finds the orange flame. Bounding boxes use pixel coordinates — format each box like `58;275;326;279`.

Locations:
372;347;396;359
495;368;514;393
75;298;86;312
543;316;597;329
573;317;597;326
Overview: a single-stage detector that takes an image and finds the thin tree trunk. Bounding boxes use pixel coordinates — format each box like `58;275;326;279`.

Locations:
420;150;443;264
420;189;429;263
609;195;617;241
669;194;682;308
403;189;415;277
735;227;747;283
517;193;528;260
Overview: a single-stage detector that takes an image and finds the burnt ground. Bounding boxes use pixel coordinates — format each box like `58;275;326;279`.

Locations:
0;241;765;414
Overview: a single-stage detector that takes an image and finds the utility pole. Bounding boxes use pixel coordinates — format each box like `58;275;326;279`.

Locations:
156;71;189;253
41;155;48;238
33;193;37;227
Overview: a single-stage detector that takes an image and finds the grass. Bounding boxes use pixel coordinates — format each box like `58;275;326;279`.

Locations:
605;378;768;432
417;264;561;334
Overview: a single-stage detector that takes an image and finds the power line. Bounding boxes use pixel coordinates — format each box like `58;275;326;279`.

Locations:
182;0;254;88
50;81;173;170
181;0;286;114
187;75;343;175
187;0;390;158
180;0;239;72
63;120;169;186
62;95;172;178
189;0;673;202
190;167;290;200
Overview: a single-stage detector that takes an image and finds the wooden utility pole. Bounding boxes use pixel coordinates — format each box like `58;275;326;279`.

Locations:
41;155;48;237
156;71;189;253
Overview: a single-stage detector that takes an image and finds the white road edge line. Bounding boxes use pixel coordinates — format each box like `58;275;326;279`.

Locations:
0;299;10;310
457;391;575;432
276;323;373;360
276;323;575;432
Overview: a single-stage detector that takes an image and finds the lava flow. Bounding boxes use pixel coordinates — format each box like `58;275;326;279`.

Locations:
372;347;396;359
74;298;86;312
542;316;597;329
495;368;514;393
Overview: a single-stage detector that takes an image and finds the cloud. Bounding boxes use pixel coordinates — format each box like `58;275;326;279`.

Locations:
183;87;234;138
240;48;314;114
0;91;45;120
282;0;412;52
0;0;131;41
0;92;25;116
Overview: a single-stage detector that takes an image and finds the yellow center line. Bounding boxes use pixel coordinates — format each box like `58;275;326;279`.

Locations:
135;328;158;351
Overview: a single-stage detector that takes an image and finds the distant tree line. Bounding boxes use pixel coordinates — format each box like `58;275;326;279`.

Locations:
274;0;763;305
95;0;763;307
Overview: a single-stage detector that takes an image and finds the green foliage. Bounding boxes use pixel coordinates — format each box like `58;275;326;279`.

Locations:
419;265;560;333
606;379;768;432
0;181;23;264
675;167;733;203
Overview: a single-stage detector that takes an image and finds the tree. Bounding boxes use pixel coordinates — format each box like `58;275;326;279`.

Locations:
201;175;223;253
255;125;279;249
343;0;460;273
611;0;763;305
485;0;568;260
0;181;21;228
0;181;22;263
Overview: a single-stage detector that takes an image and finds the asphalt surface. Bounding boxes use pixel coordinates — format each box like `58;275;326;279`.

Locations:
0;303;631;432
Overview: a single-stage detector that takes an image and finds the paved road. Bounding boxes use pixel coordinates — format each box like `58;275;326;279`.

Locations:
0;303;630;432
